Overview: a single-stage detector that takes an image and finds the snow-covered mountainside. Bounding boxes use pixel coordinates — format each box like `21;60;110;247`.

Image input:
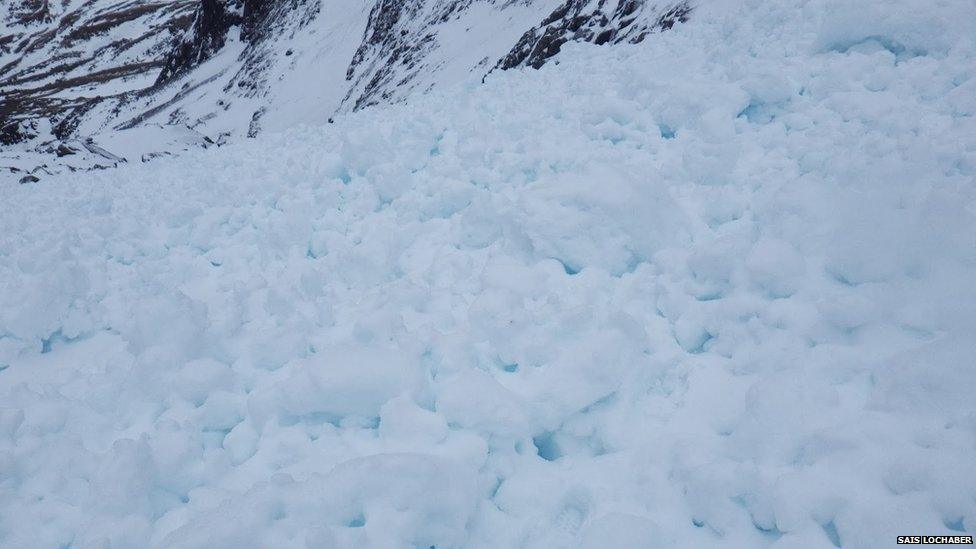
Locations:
2;0;975;546
1;0;690;180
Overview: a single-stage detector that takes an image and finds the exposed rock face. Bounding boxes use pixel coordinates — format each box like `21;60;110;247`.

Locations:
343;0;444;111
223;0;321;98
240;0;273;41
1;0;693;179
0;0;196;147
157;0;243;84
153;0;321;86
497;0;691;70
4;0;53;27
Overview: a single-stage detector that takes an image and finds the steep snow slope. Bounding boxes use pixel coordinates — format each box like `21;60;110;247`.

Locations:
1;0;976;547
1;0;690;179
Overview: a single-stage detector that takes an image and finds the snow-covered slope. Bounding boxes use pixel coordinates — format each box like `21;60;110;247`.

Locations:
1;0;690;180
2;0;976;547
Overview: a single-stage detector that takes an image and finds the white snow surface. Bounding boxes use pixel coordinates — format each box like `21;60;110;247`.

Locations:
2;0;976;547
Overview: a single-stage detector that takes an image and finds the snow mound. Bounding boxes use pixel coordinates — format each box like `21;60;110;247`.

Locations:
2;0;975;547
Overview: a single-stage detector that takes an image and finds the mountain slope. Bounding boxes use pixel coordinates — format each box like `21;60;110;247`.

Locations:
1;0;974;546
1;0;691;180
496;0;691;70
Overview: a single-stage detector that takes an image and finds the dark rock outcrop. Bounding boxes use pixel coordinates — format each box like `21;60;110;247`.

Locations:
1;118;37;146
496;0;691;70
157;0;243;84
6;0;53;28
343;0;429;111
240;0;273;42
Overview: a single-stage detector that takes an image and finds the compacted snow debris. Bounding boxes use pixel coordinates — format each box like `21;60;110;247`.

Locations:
2;0;976;547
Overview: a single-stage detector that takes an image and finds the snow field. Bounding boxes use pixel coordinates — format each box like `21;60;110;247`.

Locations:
1;0;975;547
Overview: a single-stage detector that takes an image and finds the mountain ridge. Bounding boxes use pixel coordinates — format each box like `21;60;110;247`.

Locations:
1;0;692;182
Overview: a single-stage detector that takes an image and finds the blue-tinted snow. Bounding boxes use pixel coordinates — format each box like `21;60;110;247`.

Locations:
1;0;975;546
